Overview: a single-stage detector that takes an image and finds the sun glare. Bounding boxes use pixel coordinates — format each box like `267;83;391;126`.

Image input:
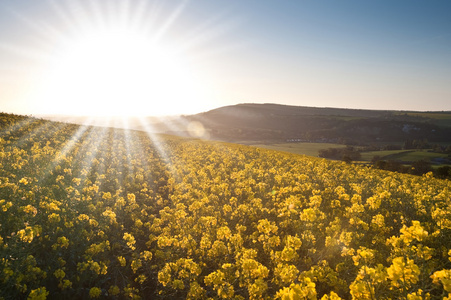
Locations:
36;27;201;116
8;0;226;118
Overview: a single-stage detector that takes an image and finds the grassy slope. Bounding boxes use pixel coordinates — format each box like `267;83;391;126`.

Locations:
361;149;448;162
253;143;450;165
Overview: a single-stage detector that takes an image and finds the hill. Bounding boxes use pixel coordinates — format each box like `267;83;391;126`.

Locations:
150;103;451;144
1;112;451;299
39;103;451;145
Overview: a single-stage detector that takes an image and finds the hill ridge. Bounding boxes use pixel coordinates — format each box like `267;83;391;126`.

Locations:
177;103;451;144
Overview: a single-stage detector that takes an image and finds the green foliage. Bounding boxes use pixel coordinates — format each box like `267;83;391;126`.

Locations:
318;146;361;162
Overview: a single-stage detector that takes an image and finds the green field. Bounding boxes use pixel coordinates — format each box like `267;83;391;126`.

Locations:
403;112;451;120
361;149;448;162
251;142;346;157
253;143;450;166
359;150;410;161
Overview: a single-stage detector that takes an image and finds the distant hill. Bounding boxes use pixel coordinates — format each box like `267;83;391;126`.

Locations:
39;103;451;145
150;103;451;144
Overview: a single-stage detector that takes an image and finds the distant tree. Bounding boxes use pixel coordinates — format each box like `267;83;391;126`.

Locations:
371;155;382;164
383;144;402;150
373;159;409;173
319;147;361;162
413;139;430;149
435;166;451;179
318;148;340;159
343;146;362;161
403;139;414;150
342;155;352;164
386;160;408;173
432;144;444;153
373;160;387;170
410;159;432;176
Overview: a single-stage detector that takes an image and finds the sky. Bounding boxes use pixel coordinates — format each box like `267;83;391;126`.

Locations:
0;0;450;116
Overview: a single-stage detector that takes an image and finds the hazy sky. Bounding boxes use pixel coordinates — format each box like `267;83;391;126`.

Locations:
1;0;450;116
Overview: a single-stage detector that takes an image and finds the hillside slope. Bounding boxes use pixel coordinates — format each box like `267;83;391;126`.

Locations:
39;103;451;145
153;103;451;144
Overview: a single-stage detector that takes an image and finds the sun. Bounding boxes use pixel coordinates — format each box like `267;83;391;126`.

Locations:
37;26;201;117
12;1;223;118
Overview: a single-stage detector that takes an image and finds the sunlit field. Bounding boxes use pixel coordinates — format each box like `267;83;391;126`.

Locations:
1;113;451;299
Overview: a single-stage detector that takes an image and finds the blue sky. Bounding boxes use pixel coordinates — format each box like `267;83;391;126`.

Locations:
0;0;450;116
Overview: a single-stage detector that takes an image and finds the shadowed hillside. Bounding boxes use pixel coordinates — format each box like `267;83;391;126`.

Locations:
153;103;451;144
39;103;451;145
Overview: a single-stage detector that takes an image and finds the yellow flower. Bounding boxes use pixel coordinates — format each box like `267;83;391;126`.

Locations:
274;263;299;285
400;221;428;243
89;287;101;298
48;213;61;223
19;177;29;185
131;259;142;273
23;205;37;216
407;289;430;300
117;256;126;267
321;291;343;300
60;279;72;290
27;287;49;300
431;269;451;292
387;257;420;288
54;268;66;280
77;214;89;221
17;227;35;243
127;193;136;203
123;232;136;250
141;250;152;261
102;209;116;224
350;280;374;299
275;278;317;300
109;285;120;296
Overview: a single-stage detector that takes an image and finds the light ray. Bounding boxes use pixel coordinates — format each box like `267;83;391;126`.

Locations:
53;123;90;162
42;124;90;183
0;43;53;62
8;8;58;44
2;0;243;117
136;117;171;167
77;125;110;180
175;12;243;57
0;117;62;151
116;119;134;177
0;116;34;139
85;0;105;29
47;0;83;36
153;0;188;42
147;115;185;137
127;0;151;32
